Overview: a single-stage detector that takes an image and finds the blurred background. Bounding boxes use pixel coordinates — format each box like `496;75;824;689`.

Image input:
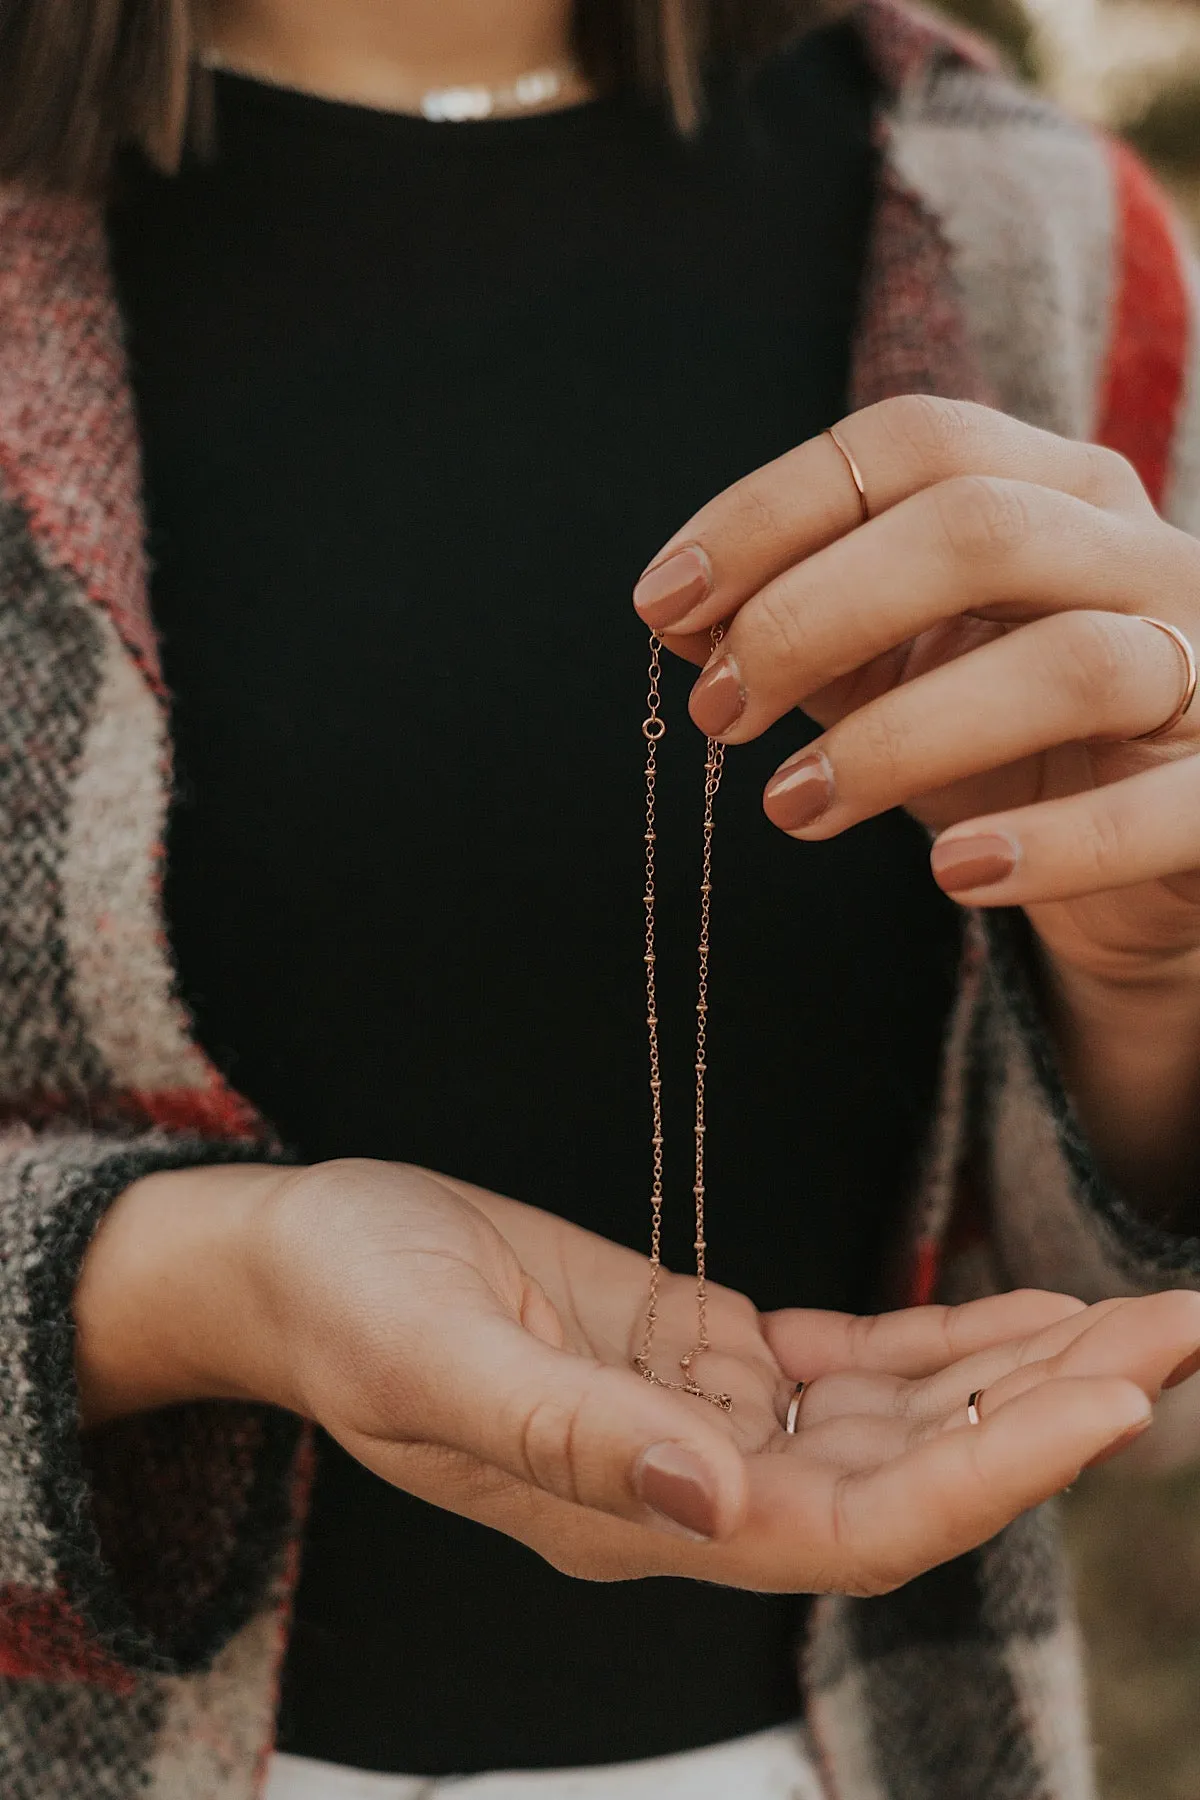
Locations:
938;0;1200;223
930;2;1200;1790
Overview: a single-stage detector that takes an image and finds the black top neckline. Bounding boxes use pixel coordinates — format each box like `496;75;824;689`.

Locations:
209;63;634;150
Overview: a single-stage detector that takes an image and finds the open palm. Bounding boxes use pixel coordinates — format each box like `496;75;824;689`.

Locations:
267;1160;1200;1596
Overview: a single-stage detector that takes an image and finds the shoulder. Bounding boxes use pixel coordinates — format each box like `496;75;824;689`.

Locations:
857;0;1199;520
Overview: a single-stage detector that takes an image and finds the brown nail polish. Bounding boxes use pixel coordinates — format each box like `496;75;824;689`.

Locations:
930;833;1019;894
635;1442;719;1539
763;752;834;832
633;546;712;629
688;655;745;738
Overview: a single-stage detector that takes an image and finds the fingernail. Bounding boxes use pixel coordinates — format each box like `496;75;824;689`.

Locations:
689;654;745;738
763;750;834;832
633;546;712;629
1085;1415;1152;1470
930;832;1019;894
634;1442;719;1539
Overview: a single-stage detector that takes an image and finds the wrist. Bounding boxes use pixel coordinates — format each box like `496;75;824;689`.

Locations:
1038;940;1200;1214
1038;913;1200;999
74;1160;303;1427
1044;939;1200;1057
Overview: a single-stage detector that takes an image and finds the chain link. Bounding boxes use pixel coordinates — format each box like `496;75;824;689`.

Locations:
633;631;732;1413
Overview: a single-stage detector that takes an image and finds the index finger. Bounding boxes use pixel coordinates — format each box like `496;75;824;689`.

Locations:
762;1290;1085;1383
631;396;1149;638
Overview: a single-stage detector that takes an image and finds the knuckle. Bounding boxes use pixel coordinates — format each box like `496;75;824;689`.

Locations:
846;1311;881;1365
751;573;808;663
1079;442;1148;512
892;1379;923;1426
1071;798;1131;887
842;1572;893;1598
872;393;981;475
933;475;1032;566
938;1302;972;1363
538;1539;626;1582
851;703;912;788
724;477;792;553
1048;611;1140;716
1012;1291;1084;1340
435;1448;520;1509
865;1572;905;1597
517;1394;586;1507
1013;1286;1075;1312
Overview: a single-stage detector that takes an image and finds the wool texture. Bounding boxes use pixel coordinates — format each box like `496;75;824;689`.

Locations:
1;2;1199;1795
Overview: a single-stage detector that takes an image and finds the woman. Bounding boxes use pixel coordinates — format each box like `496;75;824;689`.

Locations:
2;0;1200;1795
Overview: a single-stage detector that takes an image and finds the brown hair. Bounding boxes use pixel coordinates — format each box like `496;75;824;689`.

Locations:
0;0;828;196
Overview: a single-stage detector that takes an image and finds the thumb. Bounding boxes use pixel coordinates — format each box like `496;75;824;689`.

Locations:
413;1303;748;1541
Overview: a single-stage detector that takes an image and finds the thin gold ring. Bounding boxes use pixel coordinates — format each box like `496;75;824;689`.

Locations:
785;1381;807;1435
1131;616;1198;741
826;426;870;525
966;1389;984;1427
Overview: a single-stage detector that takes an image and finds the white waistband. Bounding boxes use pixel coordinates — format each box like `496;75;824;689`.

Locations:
264;1722;823;1800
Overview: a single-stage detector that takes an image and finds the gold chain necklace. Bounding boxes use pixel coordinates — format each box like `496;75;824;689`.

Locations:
634;631;733;1413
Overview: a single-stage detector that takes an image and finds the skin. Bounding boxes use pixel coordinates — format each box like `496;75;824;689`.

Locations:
70;1;1200;1592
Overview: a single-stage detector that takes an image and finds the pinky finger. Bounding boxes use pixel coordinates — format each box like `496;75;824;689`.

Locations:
835;1377;1150;1593
930;754;1200;906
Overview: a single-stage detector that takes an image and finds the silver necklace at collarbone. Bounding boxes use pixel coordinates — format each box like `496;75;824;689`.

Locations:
198;50;580;124
420;65;578;122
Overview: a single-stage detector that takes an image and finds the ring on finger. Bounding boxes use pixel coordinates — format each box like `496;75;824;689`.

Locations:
1131;616;1197;741
785;1381;808;1435
826;427;871;525
966;1389;984;1427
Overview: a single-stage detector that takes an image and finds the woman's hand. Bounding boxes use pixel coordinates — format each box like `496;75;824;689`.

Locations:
632;396;1200;990
77;1156;1200;1594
